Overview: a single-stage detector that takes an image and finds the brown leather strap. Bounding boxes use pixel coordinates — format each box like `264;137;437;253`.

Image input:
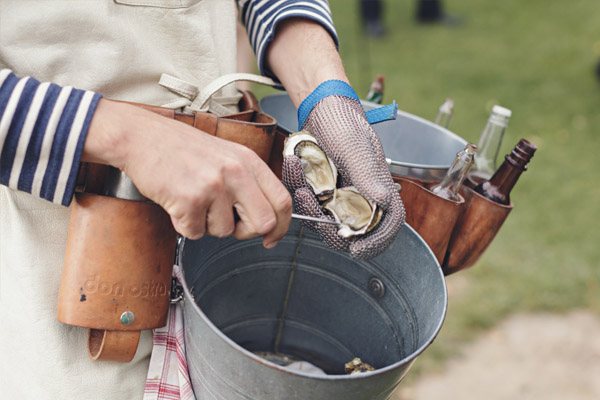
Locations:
116;99;276;162
89;329;141;362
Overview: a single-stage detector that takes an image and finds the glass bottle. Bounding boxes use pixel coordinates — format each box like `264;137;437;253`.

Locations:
468;105;512;185
434;98;454;128
366;75;385;104
431;143;477;201
474;139;537;205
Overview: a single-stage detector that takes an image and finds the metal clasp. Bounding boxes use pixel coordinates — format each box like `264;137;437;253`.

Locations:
170;277;184;304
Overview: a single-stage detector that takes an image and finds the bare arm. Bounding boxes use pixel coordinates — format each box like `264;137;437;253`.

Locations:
265;18;405;259
267;18;349;108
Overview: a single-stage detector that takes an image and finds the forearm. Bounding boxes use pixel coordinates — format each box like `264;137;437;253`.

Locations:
267;18;348;108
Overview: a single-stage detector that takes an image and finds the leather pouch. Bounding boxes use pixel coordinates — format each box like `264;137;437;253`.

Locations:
397;177;465;265
442;187;512;275
58;92;277;362
58;193;176;362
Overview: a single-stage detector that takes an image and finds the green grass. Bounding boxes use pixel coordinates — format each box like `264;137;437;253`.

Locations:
257;0;600;378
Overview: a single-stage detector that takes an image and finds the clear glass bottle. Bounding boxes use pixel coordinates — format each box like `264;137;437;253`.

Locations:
474;139;537;205
434;98;454;128
468;105;512;186
366;75;385;104
431;144;477;201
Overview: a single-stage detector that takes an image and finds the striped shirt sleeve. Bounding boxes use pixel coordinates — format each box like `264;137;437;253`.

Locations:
238;0;339;80
0;69;102;206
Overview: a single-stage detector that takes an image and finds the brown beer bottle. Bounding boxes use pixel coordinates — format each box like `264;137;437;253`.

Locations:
474;139;537;205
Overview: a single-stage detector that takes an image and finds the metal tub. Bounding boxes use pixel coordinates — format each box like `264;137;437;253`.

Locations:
178;222;447;400
260;93;467;182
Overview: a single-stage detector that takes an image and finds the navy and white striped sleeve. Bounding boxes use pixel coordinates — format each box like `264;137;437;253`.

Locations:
0;69;102;206
238;0;339;79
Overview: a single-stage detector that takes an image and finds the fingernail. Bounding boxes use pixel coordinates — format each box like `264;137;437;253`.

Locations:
264;240;278;249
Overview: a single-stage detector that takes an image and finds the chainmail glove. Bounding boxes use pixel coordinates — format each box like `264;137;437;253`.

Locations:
282;80;406;259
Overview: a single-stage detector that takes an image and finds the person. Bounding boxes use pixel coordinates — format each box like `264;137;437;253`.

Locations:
0;1;404;399
416;0;446;23
360;0;386;37
359;0;450;37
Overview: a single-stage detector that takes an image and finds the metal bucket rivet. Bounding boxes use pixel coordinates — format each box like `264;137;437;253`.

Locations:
368;277;386;298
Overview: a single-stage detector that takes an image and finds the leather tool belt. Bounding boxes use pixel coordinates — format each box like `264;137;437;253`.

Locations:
57;91;277;362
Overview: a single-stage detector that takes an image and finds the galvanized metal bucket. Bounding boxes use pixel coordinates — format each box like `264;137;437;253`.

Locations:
260;93;467;182
177;221;447;400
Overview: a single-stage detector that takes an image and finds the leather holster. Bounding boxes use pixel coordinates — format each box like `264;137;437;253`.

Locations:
58;92;277;362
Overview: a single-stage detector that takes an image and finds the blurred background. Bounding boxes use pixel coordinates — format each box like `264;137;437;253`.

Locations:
254;0;600;398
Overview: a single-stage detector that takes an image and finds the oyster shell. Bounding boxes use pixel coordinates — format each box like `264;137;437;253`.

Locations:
344;357;375;374
283;131;337;198
323;187;383;238
284;132;383;238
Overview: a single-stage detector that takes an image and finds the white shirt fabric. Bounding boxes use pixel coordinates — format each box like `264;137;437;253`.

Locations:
0;1;237;399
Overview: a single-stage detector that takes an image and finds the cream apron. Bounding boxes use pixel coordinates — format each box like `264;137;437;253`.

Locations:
0;1;237;399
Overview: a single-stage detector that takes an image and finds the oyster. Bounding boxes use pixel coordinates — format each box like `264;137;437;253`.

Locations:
284;131;383;238
323;187;383;238
283;131;337;198
344;357;375;374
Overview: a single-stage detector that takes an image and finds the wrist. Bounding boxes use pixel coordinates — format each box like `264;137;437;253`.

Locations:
83;99;134;169
298;80;360;128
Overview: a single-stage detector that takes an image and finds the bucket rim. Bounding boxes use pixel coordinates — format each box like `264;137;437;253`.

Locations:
177;224;448;380
260;93;467;170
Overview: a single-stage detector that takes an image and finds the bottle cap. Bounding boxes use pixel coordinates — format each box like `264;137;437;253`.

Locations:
439;98;454;114
492;105;512;118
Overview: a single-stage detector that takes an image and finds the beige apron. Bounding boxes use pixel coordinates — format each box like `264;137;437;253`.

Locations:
0;1;237;399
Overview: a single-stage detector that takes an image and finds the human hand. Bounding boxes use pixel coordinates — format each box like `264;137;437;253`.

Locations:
282;81;405;259
84;99;292;248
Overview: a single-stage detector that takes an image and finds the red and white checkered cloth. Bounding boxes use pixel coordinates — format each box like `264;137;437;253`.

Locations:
144;266;196;400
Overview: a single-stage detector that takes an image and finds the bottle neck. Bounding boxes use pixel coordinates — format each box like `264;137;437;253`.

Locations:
487;155;525;199
366;77;384;104
473;117;508;178
432;144;476;200
435;111;452;128
477;138;536;204
435;99;454;128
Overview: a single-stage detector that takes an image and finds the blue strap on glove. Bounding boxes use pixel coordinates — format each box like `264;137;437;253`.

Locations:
297;80;397;130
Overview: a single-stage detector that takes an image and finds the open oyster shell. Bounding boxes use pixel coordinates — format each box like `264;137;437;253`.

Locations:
284;131;383;238
283;131;337;199
323;187;383;238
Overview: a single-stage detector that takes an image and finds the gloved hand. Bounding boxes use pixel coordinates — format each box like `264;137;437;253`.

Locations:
282;80;406;259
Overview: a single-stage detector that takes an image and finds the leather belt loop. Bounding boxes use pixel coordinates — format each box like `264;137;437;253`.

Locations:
193;112;218;135
89;329;141;362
